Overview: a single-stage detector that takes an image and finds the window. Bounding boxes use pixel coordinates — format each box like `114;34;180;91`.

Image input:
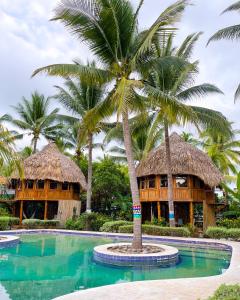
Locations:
25;180;34;189
11;179;18;189
62;182;69;190
50;181;58;190
73;183;80;193
148;176;156;188
140;180;145;189
160;175;168;187
37;180;45;189
193;177;204;189
176;175;188;188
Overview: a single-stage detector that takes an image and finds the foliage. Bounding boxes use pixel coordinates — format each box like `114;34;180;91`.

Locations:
119;225;191;237
0;216;19;230
205;226;240;240
100;221;133;233
207;284;240;300
0;207;10;216
22;219;42;228
0;217;9;230
217;218;240;229
65;213;111;231
41;220;60;228
144;217;167;227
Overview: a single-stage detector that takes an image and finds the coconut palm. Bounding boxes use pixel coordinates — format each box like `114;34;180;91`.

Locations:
143;33;231;227
32;0;190;249
181;131;201;146
200;128;240;176
53;73;105;213
6;91;60;153
208;1;240;101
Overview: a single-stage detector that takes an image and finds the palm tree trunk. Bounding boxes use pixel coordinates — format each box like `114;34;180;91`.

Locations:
122;110;142;250
33;137;38;154
164;120;175;227
86;132;93;213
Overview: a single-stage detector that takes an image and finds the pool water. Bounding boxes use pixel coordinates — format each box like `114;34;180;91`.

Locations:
0;234;231;300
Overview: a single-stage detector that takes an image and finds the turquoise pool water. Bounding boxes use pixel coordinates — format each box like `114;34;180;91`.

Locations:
0;234;231;300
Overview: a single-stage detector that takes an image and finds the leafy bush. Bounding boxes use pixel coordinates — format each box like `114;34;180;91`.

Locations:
100;220;132;232
144;217;167;227
65;213;111;231
0;216;20;230
205;227;240;240
41;220;60;228
207;284;240;300
0;207;10;216
22;219;42;229
118;225;191;237
217;218;240;229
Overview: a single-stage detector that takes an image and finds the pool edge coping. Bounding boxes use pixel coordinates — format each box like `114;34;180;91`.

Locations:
1;229;239;300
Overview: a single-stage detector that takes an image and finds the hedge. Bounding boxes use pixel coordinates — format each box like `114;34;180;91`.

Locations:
205;227;240;240
118;225;191;237
207;284;240;300
22;219;60;229
100;221;133;232
65;213;111;231
0;216;20;230
217;218;240;229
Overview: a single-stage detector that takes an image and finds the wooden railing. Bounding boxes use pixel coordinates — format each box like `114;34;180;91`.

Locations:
15;189;80;201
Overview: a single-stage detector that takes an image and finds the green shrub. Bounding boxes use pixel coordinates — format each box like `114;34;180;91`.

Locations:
65;213;111;231
205;227;227;239
144;217;167;227
118;225;190;237
41;220;60;228
0;207;10;216
100;220;133;232
217;218;240;229
22;219;42;229
207;284;240;300
227;228;240;240
0;217;9;230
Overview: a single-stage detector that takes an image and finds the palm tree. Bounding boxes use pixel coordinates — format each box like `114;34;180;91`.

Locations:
53;73;105;213
208;1;240;101
181;131;201;146
32;0;190;250
200;128;240;176
143;33;231;227
6;91;60;153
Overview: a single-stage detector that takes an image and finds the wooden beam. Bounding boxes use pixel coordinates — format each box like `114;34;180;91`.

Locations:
157;201;161;221
44;201;48;220
189;202;194;226
20;201;23;225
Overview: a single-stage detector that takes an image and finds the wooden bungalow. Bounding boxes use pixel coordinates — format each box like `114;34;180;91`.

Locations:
10;143;87;224
136;133;223;230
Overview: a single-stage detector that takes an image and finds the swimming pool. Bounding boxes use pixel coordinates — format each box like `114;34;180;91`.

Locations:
0;234;231;300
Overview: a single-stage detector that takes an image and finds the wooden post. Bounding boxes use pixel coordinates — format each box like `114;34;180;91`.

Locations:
190;202;194;226
44;201;48;220
157;201;161;221
20;201;23;225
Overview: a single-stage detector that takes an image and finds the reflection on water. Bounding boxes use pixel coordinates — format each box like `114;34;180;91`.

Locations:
0;234;231;300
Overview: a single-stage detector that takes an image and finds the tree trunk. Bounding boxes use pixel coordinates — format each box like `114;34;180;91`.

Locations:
33;137;38;154
86;132;93;213
122;110;142;250
164;121;175;227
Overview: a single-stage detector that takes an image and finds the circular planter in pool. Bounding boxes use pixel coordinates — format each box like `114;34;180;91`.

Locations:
93;243;179;267
0;235;20;249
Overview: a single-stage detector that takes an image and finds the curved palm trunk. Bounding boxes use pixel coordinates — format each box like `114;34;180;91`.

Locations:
86;133;93;213
122;110;142;250
164;121;175;227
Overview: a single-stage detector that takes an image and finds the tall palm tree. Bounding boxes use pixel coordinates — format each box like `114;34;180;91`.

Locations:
181;131;201;146
208;1;240;101
143;33;231;227
200;128;240;176
6;91;60;153
33;0;190;250
53;73;105;213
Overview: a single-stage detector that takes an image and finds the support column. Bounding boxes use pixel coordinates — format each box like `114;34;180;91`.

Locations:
20;201;23;225
203;201;216;231
157;201;161;221
44;201;48;220
189;202;194;226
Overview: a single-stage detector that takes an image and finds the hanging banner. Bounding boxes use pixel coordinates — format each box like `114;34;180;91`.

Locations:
133;205;141;219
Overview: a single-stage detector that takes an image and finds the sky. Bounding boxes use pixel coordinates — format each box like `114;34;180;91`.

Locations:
0;0;239;152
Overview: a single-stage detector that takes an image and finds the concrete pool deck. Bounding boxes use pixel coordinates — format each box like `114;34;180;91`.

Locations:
2;229;239;300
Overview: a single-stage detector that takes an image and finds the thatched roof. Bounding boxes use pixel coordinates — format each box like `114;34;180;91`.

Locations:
136;132;223;187
0;176;8;185
12;143;87;190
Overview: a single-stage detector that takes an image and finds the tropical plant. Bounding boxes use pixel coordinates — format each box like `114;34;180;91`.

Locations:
53;71;105;213
6;91;60;153
32;0;191;249
208;1;240;101
222;172;240;203
181;131;201;146
201;128;240;175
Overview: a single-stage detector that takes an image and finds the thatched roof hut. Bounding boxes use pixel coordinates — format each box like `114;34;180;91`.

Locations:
12;143;87;190
136;132;223;187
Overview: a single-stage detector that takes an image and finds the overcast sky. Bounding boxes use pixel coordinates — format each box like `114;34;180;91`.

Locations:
0;0;239;152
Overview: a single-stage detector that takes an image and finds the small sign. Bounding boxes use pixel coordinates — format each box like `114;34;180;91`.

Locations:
133;205;141;219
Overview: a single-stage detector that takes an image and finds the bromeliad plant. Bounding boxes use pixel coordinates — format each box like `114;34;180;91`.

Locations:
32;0;191;250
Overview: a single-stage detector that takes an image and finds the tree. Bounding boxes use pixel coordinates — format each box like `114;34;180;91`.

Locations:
181;131;201;146
143;33;231;227
208;1;240;101
201;128;240;176
53;72;105;213
7;91;60;153
33;0;190;250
